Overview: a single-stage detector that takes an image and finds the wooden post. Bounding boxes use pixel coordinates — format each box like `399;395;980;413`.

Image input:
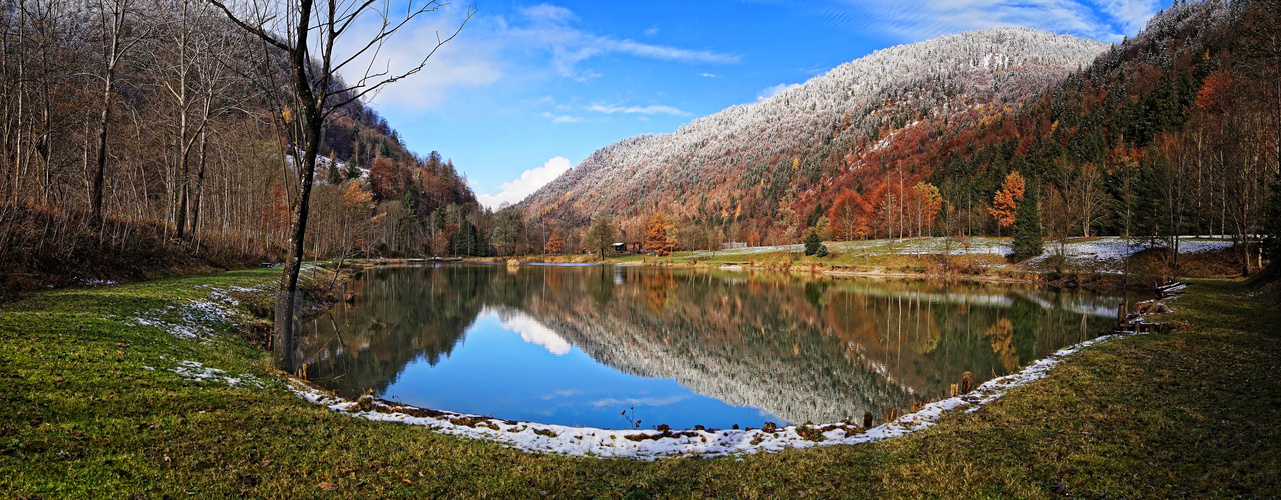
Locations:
863;411;873;428
960;372;973;394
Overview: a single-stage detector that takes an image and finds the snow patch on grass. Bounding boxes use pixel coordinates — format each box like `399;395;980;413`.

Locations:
128;284;269;341
169;360;263;388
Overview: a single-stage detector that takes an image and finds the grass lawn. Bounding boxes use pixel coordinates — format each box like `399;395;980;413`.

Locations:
1;269;1278;498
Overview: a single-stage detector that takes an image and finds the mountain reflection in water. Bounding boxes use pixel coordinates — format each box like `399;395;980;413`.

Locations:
297;264;1131;429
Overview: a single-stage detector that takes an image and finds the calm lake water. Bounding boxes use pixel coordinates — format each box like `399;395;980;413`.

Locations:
297;264;1134;430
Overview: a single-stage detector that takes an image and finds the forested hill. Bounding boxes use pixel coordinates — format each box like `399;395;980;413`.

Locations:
520;27;1108;240
0;1;480;290
522;0;1279;271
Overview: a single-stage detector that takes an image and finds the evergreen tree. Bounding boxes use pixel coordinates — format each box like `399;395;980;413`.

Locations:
327;158;342;185
803;228;822;255
398;192;419;253
1012;183;1043;262
433;206;447;231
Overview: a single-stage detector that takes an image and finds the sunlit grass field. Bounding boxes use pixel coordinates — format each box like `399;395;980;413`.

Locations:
1;268;1277;498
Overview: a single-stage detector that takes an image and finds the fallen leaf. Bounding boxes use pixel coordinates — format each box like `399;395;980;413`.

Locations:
317;482;337;492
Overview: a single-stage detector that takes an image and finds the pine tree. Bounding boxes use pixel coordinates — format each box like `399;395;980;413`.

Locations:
327;154;342;185
1012;183;1043;261
803;228;822;255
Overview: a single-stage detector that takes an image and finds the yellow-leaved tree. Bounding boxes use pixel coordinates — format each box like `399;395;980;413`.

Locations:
989;171;1026;230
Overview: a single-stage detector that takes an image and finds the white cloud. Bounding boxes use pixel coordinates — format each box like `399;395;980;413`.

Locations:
589;104;689;116
813;0;1160;42
330;2;499;111
589;395;689;408
510;4;740;78
500;313;572;356
331;3;501;111
476;156;574;209
482;306;574;355
757;83;800;102
699;73;720;78
540;112;583;123
332;3;742;111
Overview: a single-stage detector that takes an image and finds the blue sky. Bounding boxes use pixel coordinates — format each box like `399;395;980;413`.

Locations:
340;0;1161;209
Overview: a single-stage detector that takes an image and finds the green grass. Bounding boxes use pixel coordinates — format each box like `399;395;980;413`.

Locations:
2;270;1278;498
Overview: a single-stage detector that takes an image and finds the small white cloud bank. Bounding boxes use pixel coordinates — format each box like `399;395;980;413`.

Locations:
477;156;574;210
589;104;689;116
540;112;582;123
484;306;573;355
806;0;1159;43
757;83;800;102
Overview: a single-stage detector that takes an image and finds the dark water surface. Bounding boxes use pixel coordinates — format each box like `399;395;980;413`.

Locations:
297;264;1134;430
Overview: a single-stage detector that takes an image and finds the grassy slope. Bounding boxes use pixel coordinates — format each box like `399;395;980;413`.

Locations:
1;269;1278;498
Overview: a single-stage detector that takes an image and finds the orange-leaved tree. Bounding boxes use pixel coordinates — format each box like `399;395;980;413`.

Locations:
990;171;1026;229
545;232;565;254
644;212;674;256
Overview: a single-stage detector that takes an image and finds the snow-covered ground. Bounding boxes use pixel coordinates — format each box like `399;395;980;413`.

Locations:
126;284;269;341
155;360;264;388
689;236;1235;274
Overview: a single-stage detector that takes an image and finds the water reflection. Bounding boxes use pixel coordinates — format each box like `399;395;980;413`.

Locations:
298;264;1133;429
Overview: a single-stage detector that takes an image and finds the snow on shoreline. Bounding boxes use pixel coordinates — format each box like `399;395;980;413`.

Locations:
288;331;1141;460
688;236;1234;275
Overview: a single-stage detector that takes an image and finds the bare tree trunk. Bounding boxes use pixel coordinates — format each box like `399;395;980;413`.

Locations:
90;74;111;224
192;125;207;235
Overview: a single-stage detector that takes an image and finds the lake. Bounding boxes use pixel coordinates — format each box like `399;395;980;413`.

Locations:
296;264;1134;430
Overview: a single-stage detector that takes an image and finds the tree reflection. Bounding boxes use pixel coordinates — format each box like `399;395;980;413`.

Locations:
298;265;1131;424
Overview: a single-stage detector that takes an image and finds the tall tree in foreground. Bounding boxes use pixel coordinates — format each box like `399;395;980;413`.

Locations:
207;0;472;369
91;0;152;225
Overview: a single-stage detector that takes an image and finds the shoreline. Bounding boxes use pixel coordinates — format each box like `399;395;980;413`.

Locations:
3;268;1277;496
472;254;1162;292
286;328;1149;459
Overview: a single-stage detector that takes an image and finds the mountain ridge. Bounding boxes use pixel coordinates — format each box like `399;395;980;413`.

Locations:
520;27;1109;241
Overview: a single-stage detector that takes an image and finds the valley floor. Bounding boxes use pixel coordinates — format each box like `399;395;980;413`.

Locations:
1;267;1278;498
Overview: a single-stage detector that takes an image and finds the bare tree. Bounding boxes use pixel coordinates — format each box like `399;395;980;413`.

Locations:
206;0;472;369
1072;163;1107;238
90;0;152;225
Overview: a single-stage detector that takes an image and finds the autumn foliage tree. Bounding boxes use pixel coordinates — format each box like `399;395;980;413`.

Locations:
645;212;675;256
544;232;565;254
830;185;881;243
990;171;1026;230
909;182;944;238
